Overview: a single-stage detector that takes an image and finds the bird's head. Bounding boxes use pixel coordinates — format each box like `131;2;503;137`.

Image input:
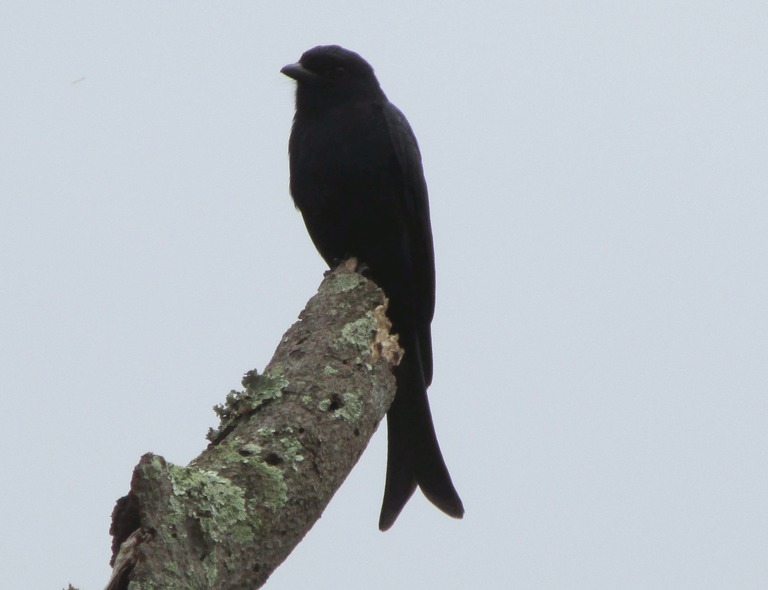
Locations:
282;45;383;114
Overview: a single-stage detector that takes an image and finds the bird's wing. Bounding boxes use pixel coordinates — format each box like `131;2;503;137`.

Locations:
382;102;436;384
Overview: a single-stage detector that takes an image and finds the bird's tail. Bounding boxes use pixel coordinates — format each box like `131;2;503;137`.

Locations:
378;334;464;531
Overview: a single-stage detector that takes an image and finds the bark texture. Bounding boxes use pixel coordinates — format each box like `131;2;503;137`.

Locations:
105;261;401;590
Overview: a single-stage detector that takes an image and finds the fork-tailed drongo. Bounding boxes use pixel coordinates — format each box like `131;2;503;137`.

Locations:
282;45;463;530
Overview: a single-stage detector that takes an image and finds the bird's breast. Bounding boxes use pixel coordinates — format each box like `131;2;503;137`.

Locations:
290;102;400;199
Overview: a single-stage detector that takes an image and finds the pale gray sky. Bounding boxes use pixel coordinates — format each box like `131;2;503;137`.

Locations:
2;2;767;589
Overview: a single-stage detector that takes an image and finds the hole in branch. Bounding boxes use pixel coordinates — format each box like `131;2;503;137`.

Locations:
327;394;343;412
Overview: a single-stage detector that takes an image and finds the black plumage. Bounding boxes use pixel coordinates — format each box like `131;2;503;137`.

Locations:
282;45;463;530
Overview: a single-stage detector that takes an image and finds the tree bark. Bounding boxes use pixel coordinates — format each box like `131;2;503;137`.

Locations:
105;260;401;590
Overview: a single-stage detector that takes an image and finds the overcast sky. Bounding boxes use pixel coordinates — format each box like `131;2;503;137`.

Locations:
2;2;767;589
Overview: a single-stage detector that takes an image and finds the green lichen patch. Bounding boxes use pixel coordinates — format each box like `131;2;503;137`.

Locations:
340;312;377;354
208;369;289;442
161;562;180;577
204;435;291;512
317;391;364;423
278;437;305;466
337;392;364;422
138;457;261;586
163;461;256;544
323;271;366;294
247;463;289;510
237;442;262;457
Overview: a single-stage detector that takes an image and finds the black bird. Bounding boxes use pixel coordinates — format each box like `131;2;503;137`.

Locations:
282;45;463;530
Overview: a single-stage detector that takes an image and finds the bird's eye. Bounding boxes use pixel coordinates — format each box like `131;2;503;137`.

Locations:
334;66;346;77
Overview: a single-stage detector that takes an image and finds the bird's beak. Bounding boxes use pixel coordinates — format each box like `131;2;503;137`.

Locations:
281;62;319;84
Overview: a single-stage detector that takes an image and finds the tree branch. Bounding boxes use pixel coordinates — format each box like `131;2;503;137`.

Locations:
105;260;401;590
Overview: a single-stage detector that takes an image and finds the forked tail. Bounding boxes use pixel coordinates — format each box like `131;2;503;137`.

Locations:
378;333;463;531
